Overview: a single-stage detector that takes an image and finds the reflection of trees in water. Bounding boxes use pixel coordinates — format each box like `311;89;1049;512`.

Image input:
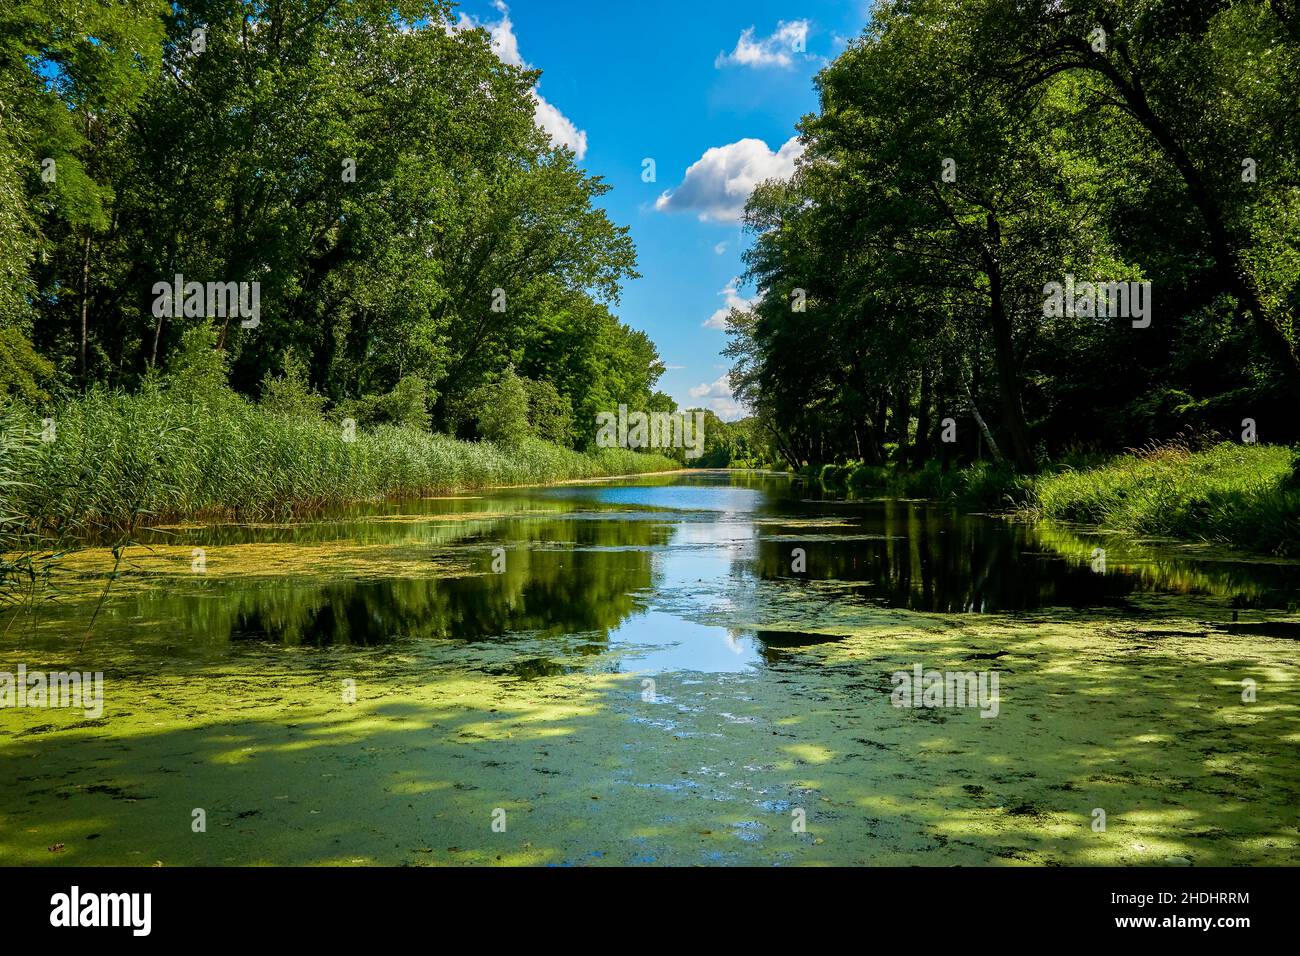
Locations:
750;500;1234;613
753;499;1300;613
47;480;1295;652
1028;522;1298;610
134;497;576;549
59;514;668;650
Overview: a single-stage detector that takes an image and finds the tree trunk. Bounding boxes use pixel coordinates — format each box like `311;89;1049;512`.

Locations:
892;377;912;464
939;361;956;470
913;363;933;466
874;388;889;461
965;382;1004;465
861;419;883;464
984;213;1035;471
150;314;163;368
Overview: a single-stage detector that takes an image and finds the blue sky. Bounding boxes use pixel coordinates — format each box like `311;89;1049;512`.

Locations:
448;0;872;419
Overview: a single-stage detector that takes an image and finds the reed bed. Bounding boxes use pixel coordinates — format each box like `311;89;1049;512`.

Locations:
0;389;677;540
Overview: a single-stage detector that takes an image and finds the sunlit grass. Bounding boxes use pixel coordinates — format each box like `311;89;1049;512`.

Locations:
1022;441;1300;555
0;390;678;540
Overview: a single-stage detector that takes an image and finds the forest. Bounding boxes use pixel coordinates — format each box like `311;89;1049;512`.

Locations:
728;0;1300;476
0;0;672;444
3;0;1298;550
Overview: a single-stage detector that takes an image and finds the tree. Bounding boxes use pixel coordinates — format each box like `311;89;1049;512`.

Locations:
0;1;660;450
260;349;326;418
467;367;530;446
974;0;1300;401
0;0;167;379
727;0;1300;471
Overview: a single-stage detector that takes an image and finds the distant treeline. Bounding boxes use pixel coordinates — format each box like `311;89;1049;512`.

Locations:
727;0;1300;471
0;1;674;446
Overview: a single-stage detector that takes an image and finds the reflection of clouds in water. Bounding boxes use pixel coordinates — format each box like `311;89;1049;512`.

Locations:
722;630;748;655
611;609;760;673
539;483;765;515
671;521;753;547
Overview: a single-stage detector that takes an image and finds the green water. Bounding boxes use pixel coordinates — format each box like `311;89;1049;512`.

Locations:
2;471;1297;865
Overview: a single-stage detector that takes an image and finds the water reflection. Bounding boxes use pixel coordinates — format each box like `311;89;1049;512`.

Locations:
10;471;1298;672
607;610;760;673
751;494;1298;614
753;500;1141;613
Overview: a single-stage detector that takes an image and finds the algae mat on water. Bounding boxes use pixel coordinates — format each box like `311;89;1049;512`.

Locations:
3;606;1297;866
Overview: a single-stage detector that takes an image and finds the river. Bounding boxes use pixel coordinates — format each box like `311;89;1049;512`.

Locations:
2;470;1297;865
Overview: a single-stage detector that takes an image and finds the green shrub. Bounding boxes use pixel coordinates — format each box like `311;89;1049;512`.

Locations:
383;375;432;430
165;323;228;403
0;327;54;404
338;375;433;431
259;349;327;418
956;461;1023;510
845;462;883;493
522;376;576;446
466;368;530;446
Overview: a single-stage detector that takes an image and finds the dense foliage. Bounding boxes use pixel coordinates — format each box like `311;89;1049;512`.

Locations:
728;0;1300;472
0;0;670;440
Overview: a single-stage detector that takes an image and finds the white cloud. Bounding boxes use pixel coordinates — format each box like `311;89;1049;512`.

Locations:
689;374;747;421
713;241;728;255
450;2;587;158
715;20;811;69
703;276;754;330
656;136;804;224
531;95;588;159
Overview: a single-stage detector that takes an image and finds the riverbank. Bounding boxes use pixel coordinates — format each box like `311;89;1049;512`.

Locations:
0;391;679;543
1023;442;1300;557
801;459;1022;510
799;442;1300;556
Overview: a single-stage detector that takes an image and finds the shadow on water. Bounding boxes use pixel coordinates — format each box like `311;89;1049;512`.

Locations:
752;630;851;666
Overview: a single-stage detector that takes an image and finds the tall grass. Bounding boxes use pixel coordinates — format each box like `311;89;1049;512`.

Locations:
1;410;50;606
0;387;678;540
1021;440;1300;556
0;416;26;543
